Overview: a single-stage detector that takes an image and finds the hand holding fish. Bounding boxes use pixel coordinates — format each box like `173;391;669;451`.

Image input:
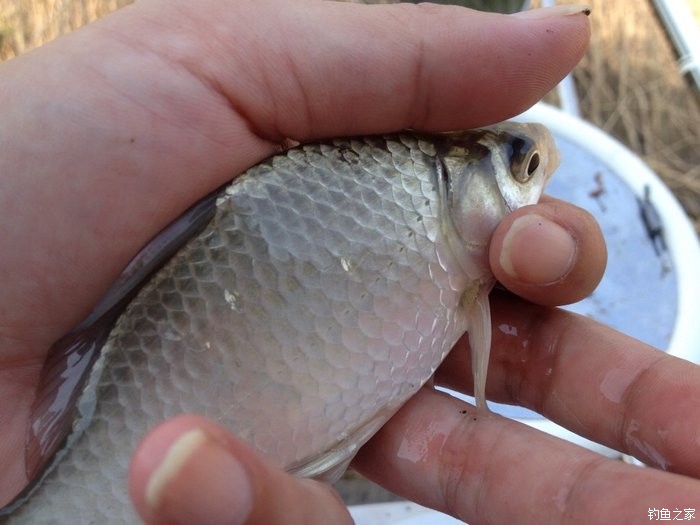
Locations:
2;1;695;525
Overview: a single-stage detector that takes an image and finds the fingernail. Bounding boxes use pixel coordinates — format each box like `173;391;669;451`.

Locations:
499;214;576;285
146;428;253;525
513;4;591;19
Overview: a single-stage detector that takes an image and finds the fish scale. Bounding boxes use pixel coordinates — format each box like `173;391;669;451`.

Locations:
3;123;558;523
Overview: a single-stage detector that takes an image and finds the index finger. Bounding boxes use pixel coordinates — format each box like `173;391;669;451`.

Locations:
354;384;700;525
435;291;700;479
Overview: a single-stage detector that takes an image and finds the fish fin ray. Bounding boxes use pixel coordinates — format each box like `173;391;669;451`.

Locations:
70;186;222;333
287;409;394;483
467;289;492;411
7;186;225;514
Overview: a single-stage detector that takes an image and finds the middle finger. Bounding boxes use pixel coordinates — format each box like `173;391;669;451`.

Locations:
434;291;700;479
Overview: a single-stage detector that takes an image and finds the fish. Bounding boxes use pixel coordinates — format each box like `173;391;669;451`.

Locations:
1;122;559;523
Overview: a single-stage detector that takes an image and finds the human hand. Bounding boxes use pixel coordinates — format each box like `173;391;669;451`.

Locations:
355;288;700;524
0;2;667;524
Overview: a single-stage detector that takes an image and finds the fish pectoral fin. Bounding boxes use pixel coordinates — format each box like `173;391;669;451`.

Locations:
466;289;492;411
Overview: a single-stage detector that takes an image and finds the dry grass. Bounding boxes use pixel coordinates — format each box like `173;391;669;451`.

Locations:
0;0;131;58
564;0;700;232
1;0;698;232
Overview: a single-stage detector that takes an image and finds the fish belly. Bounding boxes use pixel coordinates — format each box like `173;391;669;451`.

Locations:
9;135;473;523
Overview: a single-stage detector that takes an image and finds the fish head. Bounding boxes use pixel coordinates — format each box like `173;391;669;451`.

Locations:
437;122;559;259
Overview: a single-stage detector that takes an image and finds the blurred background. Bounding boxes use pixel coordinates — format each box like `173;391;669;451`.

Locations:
1;0;698;507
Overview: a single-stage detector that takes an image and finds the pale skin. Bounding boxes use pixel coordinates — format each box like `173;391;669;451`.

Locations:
0;1;698;524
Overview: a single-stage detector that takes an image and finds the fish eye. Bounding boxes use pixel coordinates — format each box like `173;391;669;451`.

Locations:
508;137;540;183
527;151;540;176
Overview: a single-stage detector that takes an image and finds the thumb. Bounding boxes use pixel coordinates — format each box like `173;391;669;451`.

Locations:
129;415;352;525
123;0;591;144
181;0;592;140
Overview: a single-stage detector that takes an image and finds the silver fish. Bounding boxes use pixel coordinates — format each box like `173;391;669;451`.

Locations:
2;122;558;523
